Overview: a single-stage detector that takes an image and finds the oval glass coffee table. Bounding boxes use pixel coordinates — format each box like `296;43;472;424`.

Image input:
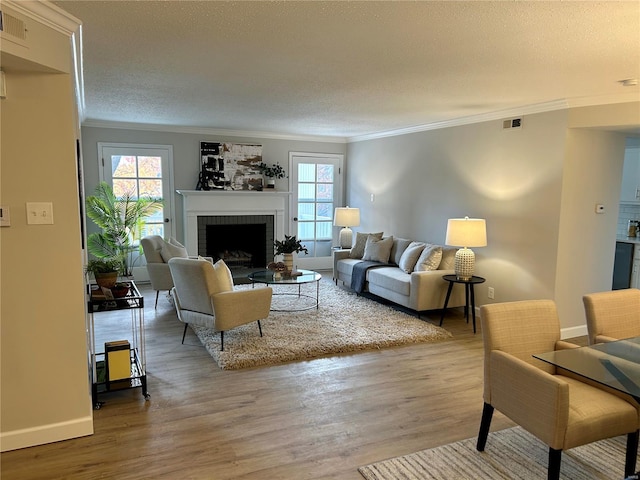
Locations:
247;269;322;311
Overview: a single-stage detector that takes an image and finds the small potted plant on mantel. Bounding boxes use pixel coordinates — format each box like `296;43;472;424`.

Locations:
274;235;308;272
258;162;287;189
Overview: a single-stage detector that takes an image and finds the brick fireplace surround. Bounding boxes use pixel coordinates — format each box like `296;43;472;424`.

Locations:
177;190;290;269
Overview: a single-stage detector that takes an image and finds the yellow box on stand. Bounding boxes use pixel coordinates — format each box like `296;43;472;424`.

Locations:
105;340;131;381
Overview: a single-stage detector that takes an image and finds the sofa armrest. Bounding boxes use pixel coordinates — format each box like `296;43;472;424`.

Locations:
333;249;351;279
409;268;460;311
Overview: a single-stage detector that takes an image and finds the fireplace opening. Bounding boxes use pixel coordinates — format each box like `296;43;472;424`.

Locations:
198;214;274;280
206;224;268;269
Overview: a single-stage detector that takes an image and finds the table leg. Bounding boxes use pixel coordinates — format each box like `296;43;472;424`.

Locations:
464;284;470;323
440;281;454;326
470;284;477;334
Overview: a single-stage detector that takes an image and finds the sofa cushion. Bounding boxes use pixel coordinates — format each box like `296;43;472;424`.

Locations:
337;258;362;276
439;246;458;270
349;232;383;259
367;267;411;296
414;244;443;272
362;235;394;263
160;238;189;262
398;241;426;273
390;238;412;265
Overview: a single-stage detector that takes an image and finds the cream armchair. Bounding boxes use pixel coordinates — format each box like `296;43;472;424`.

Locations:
477;299;639;480
141;235;213;308
583;288;640;344
168;257;272;351
141;235;180;308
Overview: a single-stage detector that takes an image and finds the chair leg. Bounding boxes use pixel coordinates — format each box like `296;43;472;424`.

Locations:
220;331;224;351
476;402;494;451
548;448;562;480
257;320;263;337
625;430;639;477
181;323;188;344
155;290;160;309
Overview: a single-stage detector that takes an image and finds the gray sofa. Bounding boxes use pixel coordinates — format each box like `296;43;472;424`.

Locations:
333;234;465;313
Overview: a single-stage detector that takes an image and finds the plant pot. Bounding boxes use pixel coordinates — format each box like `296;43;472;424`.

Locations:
282;253;294;272
266;179;275;189
94;271;118;289
111;284;130;298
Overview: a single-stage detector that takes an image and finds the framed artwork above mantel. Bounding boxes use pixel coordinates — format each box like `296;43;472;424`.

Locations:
199;142;263;191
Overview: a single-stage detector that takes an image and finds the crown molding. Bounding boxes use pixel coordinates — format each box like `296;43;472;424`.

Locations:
81;120;349;144
347;100;571;143
4;0;81;37
565;92;640;109
347;95;639;143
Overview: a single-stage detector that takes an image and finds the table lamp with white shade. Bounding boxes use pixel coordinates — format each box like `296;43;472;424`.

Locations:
445;217;487;280
334;207;360;248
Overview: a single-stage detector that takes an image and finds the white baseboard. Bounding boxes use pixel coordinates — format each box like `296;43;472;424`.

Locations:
1;415;93;452
561;324;588;340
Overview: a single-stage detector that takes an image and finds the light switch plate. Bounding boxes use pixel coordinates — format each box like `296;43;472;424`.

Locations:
26;202;54;225
0;206;10;226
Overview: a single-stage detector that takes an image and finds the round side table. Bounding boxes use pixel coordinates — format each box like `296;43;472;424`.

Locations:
440;274;486;334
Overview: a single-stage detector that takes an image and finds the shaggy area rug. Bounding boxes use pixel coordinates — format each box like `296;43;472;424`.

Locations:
190;281;451;370
359;426;632;480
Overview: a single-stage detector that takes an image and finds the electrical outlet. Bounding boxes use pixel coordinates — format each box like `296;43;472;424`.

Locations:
488;287;495;299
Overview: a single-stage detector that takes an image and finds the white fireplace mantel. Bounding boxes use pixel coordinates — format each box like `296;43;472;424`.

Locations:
177;190;290;255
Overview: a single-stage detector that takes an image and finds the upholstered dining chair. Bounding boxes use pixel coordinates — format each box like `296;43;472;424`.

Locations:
477;299;640;480
583;288;640;345
168;257;272;351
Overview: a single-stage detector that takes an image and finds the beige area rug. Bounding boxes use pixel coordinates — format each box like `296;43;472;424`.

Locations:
190;281;451;370
359;426;632;480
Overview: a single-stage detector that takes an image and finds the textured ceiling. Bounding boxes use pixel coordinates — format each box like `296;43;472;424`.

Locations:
53;1;640;140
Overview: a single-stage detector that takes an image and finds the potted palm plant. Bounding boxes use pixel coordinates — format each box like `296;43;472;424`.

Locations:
274;235;308;271
85;181;162;277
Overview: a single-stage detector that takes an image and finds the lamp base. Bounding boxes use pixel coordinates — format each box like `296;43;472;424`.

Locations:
339;227;353;249
454;247;475;281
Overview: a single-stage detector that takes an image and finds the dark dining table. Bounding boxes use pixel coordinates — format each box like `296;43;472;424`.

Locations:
535;337;640;479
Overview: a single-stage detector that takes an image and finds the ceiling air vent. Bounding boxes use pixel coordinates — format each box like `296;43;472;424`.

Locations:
502;117;523;130
0;10;28;43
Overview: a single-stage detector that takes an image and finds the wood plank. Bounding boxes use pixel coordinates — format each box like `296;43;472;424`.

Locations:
1;275;537;479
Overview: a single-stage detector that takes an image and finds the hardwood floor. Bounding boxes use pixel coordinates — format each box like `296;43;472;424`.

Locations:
2;276;523;480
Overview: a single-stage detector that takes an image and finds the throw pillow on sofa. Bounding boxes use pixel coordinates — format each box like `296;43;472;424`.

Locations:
349;232;383;259
390;238;412;265
398;241;426;273
414;244;443;271
362;235;394;263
